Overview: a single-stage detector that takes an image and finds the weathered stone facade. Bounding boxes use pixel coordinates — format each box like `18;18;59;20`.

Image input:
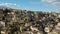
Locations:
0;8;60;34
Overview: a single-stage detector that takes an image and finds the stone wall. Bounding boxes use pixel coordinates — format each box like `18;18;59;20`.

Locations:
0;8;60;34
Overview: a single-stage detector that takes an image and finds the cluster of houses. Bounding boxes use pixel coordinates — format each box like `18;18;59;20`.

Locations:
0;8;60;34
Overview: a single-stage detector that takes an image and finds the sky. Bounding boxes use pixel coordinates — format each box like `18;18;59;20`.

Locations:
0;0;60;13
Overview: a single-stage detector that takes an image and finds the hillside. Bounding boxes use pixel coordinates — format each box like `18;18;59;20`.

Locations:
0;8;60;34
